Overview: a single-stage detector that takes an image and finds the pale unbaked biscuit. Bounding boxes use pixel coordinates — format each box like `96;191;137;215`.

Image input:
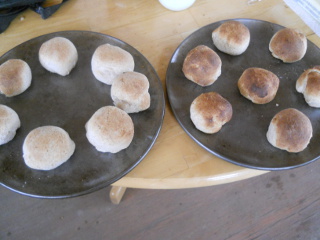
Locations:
39;37;78;76
91;44;134;85
0;104;20;145
85;106;134;153
0;59;32;97
23;126;76;170
111;71;150;113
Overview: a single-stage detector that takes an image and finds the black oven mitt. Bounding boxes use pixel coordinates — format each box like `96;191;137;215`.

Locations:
0;0;68;33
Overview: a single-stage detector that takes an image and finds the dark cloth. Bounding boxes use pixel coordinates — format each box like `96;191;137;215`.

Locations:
0;0;68;33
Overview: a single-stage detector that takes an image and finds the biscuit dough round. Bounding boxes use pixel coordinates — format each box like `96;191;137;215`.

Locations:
85;106;134;153
0;59;32;97
266;108;312;153
39;37;78;76
111;71;150;113
238;67;279;104
269;28;307;63
0;104;20;145
23;126;76;170
190;92;233;134
296;66;320;108
91;44;134;85
182;45;222;87
212;20;250;55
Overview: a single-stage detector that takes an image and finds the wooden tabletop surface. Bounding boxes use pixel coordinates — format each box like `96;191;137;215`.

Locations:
1;0;320;190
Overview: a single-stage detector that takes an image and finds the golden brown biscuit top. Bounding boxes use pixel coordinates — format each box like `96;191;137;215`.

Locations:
238;67;279;104
269;28;307;62
215;21;250;45
305;71;320;94
272;108;312;152
297;66;320;95
182;45;221;86
193;92;232;125
242;68;278;96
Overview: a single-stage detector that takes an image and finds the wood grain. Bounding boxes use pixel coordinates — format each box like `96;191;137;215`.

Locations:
1;157;320;239
0;0;319;189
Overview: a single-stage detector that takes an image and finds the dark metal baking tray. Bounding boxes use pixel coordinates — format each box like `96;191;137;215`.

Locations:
0;31;165;198
166;19;320;170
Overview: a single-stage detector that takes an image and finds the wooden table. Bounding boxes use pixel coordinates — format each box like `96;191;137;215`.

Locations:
1;0;319;203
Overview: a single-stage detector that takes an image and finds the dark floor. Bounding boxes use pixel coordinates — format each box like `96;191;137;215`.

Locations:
1;159;320;240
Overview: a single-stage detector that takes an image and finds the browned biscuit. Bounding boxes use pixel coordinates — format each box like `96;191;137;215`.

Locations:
238;67;279;104
190;92;232;134
182;45;222;87
212;20;250;55
296;66;320;107
266;108;312;153
269;28;307;63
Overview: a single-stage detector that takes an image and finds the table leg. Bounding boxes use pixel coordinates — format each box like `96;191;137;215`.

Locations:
109;186;127;204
